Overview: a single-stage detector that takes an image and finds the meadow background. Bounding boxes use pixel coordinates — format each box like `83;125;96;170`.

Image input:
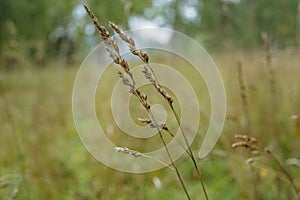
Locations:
1;0;300;199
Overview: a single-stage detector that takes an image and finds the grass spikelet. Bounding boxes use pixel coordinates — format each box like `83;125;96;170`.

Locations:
114;147;175;171
114;147;143;157
83;4;110;41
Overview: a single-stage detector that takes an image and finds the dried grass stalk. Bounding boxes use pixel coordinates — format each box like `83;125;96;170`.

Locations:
261;32;276;110
84;5;191;199
108;18;208;200
237;61;251;132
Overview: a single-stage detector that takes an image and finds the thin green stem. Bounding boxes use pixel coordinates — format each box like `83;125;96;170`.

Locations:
144;61;209;200
2;95;30;197
147;110;191;200
143;61;208;199
267;151;299;199
170;105;209;200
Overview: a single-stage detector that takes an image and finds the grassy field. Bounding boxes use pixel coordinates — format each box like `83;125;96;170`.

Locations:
1;48;300;199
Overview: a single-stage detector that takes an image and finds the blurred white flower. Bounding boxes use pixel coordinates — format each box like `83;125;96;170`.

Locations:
291;115;299;120
152;176;162;190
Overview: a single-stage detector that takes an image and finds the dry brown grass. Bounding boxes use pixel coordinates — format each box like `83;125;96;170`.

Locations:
83;4;210;200
84;4;193;199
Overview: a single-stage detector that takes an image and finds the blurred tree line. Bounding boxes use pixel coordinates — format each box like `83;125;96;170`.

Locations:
0;0;299;69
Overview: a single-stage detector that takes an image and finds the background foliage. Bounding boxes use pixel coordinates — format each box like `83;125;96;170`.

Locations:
0;0;299;68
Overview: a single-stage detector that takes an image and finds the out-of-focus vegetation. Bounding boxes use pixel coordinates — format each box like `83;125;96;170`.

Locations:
0;0;151;69
1;50;300;199
1;0;300;199
0;0;299;69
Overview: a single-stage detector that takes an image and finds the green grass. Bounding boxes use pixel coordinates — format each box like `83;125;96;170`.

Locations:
0;49;300;199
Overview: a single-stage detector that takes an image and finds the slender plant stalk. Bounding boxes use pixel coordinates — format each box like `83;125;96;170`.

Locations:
296;1;300;45
2;95;30;198
147;111;191;200
109;22;208;199
233;135;299;199
261;32;281;147
138;118;193;158
237;60;251;133
170;104;209;200
83;5;191;199
261;32;276;112
266;151;299;199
